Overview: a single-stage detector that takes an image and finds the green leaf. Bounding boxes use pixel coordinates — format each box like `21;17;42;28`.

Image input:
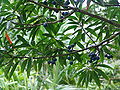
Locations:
42;33;54;38
92;71;101;87
27;58;32;77
95;68;109;80
9;61;19;78
21;60;27;73
17;35;28;44
14;43;30;48
96;64;113;70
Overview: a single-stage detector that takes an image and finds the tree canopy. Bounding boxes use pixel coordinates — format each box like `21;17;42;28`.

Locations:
0;0;120;87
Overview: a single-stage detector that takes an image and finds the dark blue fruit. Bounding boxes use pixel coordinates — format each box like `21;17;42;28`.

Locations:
95;56;100;60
54;10;59;13
89;60;92;63
43;1;47;5
71;44;75;47
90;57;96;61
52;1;56;5
105;54;113;59
48;61;51;64
53;58;57;61
67;56;71;60
51;61;56;64
89;52;96;57
68;49;72;52
68;45;72;49
105;54;108;57
70;61;73;65
62;12;69;16
60;16;64;19
43;23;47;27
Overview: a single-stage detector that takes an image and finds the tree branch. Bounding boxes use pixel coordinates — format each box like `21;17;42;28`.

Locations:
5;31;120;59
25;0;120;28
13;11;75;29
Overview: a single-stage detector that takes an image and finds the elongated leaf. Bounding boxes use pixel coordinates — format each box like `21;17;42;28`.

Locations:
95;68;109;80
21;60;27;73
9;61;19;78
92;71;101;87
27;58;32;77
17;35;28;44
96;64;113;70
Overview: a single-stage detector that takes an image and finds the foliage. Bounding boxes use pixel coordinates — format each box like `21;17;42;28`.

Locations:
0;0;120;88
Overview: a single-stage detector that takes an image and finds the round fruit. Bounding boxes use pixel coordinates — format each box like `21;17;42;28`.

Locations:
51;61;56;64
68;49;72;52
89;52;96;57
95;56;100;60
48;61;51;64
62;12;69;16
43;23;47;27
60;16;64;19
54;10;59;13
70;61;73;65
67;45;72;49
105;54;113;59
53;58;57;61
71;43;75;47
67;56;71;60
52;1;56;5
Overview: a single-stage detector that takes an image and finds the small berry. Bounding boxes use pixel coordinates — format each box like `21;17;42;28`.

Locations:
89;52;96;57
105;54;108;57
48;61;51;64
67;56;71;60
95;56;100;60
62;12;69;16
71;43;75;47
68;49;72;52
51;61;56;64
68;45;72;49
105;54;113;59
70;61;73;65
52;1;56;5
54;10;59;13
43;23;47;27
53;58;57;61
90;57;96;61
107;55;113;59
89;60;92;63
43;1;47;5
60;16;64;19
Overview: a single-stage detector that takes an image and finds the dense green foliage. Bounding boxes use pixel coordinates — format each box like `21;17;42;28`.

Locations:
0;0;120;89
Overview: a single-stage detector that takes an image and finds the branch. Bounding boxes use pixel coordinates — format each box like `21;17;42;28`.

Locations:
27;0;120;27
6;31;120;59
13;11;75;29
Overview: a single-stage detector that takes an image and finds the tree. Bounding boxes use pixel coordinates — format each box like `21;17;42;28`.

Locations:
0;0;120;87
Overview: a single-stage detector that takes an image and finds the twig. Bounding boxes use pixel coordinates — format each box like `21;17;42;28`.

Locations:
28;0;120;27
13;11;75;29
